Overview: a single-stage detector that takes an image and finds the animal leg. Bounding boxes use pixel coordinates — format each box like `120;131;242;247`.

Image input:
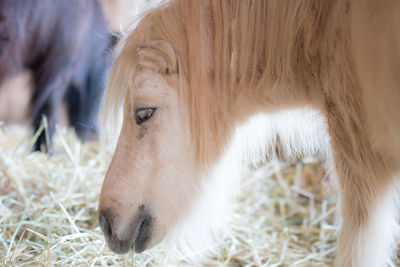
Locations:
32;100;57;154
65;62;107;141
31;68;72;154
333;156;399;266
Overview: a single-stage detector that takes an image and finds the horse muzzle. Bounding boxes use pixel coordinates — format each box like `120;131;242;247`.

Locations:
99;206;154;254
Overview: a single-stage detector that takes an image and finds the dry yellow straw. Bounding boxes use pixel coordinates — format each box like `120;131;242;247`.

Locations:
0;125;345;266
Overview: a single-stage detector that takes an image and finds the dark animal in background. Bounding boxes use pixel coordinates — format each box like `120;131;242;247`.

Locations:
0;0;113;153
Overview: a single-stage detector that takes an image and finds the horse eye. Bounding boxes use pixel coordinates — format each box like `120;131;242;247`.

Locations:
135;107;156;125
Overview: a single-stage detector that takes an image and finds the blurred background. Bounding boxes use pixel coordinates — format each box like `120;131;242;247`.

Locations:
0;0;155;127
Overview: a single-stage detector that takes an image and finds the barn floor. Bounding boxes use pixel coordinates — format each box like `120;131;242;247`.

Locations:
0;124;344;266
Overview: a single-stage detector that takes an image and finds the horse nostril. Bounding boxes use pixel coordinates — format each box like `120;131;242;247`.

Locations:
100;214;112;238
98;206;153;254
134;216;153;253
139;216;151;234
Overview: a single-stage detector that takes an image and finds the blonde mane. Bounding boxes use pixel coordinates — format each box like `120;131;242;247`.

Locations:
104;0;347;165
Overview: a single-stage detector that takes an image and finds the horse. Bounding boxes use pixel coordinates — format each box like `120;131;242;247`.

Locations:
0;0;112;152
98;0;400;266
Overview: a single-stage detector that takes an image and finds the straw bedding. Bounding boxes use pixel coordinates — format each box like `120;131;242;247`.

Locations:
0;124;340;266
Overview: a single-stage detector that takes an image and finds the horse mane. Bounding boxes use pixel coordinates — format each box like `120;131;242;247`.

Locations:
103;0;345;166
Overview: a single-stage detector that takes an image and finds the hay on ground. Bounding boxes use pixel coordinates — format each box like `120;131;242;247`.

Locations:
0;124;340;266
